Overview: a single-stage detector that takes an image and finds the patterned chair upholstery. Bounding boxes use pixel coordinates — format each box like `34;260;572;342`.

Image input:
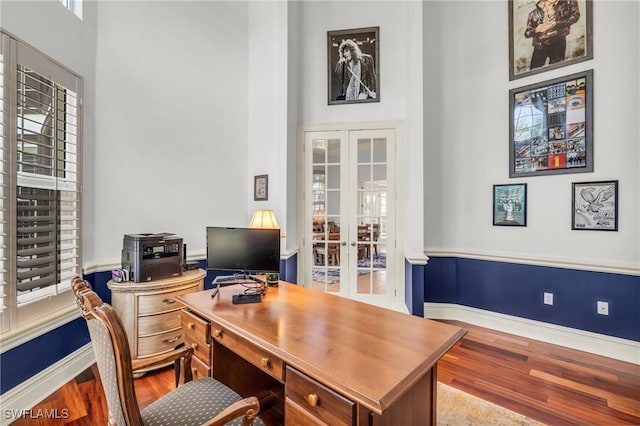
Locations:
72;277;264;426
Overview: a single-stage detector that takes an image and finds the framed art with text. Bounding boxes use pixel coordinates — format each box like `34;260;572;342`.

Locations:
509;69;593;178
254;175;268;201
493;183;527;226
327;26;379;105
508;0;592;80
572;180;618;231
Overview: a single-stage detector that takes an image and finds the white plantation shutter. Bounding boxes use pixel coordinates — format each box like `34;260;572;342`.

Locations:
0;36;7;325
1;32;82;334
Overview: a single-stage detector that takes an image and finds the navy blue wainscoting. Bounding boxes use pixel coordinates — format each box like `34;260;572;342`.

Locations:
424;257;640;342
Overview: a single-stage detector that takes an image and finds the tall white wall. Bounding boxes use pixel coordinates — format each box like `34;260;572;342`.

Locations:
296;1;425;260
424;0;639;273
91;1;250;264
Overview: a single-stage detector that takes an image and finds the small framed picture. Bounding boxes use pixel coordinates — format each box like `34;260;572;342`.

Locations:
493;183;527;226
254;174;268;201
572;180;618;231
327;26;379;105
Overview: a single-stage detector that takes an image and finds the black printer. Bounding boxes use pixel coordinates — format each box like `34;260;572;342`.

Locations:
121;233;183;282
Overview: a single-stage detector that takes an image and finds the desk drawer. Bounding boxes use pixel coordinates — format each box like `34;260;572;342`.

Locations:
285;366;355;426
190;354;211;379
137;329;183;357
211;322;283;381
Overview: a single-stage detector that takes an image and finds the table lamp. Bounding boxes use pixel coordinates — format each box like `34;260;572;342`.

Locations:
249;209;283;286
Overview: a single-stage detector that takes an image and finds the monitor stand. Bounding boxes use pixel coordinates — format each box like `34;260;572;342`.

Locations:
211;273;266;299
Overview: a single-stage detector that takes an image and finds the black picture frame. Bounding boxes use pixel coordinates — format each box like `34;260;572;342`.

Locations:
508;0;593;80
254;174;268;201
509;69;593;178
572;180;618;231
327;26;380;105
493;183;527;227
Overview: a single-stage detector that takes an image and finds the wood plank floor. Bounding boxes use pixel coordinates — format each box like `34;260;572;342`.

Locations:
12;320;640;425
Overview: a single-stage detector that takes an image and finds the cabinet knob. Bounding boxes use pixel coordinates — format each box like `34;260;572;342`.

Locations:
307;393;319;407
192;367;198;376
162;298;177;305
261;357;270;368
187;322;194;330
214;329;222;338
191;343;198;350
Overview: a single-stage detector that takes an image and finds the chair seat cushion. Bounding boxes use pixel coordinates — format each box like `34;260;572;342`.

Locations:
141;377;264;426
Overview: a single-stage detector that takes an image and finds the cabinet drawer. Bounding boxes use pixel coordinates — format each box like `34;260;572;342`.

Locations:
211;322;283;381
138;286;197;315
180;310;210;344
285;399;326;425
137;328;183;357
139;311;182;336
190;354;211;379
285;366;355;426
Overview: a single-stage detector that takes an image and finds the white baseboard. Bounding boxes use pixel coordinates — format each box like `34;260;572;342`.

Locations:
425;303;640;365
0;343;95;426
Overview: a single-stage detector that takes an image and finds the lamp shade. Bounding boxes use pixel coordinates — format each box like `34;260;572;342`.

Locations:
249;210;285;237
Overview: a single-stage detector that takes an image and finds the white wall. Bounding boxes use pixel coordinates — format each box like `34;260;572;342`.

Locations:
424;0;639;273
296;1;426;260
91;1;250;264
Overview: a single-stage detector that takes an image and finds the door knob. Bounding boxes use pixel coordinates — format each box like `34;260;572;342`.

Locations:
350;241;356;246
341;241;347;246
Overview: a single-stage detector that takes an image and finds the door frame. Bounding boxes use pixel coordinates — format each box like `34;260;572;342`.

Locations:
297;121;406;311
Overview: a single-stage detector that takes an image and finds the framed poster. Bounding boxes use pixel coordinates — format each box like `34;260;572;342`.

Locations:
493;183;527;226
508;0;592;80
327;26;379;105
572;180;618;231
509;69;593;178
254;175;268;201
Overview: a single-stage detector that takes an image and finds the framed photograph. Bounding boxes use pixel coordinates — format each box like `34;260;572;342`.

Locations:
327;26;379;105
493;183;527;226
509;69;593;178
508;0;592;80
254;174;268;201
572;180;618;231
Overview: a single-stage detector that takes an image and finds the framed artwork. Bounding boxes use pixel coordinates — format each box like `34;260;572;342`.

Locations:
327;26;379;105
509;69;593;178
572;180;618;231
493;183;527;226
508;0;593;80
254;174;268;201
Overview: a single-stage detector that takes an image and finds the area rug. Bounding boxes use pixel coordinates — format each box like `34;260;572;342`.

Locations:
438;383;544;426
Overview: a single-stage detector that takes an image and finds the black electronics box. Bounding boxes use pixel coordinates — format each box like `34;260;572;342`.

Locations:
122;233;183;282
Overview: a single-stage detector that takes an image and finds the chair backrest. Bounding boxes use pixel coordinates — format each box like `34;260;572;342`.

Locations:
73;277;144;426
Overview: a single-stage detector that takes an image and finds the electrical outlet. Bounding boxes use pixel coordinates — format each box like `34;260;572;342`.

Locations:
597;301;609;315
543;292;554;305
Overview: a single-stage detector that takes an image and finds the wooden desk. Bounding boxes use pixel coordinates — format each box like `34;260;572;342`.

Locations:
177;282;465;425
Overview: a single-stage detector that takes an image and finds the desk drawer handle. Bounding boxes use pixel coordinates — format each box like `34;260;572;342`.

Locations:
163;298;177;305
261;357;270;368
214;329;223;338
191;343;198;350
162;335;181;344
307;393;319;407
187;322;195;330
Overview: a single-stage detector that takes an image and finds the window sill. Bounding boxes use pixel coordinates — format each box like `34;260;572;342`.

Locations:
0;304;79;353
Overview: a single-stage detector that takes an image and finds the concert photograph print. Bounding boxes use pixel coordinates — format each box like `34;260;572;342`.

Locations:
328;26;379;105
508;0;592;80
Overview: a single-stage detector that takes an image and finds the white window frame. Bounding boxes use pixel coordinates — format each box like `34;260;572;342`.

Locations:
0;33;83;350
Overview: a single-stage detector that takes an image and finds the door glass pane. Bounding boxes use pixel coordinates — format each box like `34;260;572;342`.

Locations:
311;138;341;294
355;138;387;295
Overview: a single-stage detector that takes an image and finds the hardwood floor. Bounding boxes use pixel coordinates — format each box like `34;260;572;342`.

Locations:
12;321;640;425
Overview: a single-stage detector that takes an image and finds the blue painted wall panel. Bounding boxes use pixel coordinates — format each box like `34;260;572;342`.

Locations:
424;256;640;342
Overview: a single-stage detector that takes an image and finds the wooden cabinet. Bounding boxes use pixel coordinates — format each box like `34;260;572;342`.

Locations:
108;269;206;372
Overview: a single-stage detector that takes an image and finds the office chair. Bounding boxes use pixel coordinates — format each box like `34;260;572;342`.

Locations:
72;277;263;426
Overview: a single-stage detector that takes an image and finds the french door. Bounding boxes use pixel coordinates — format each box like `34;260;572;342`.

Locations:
303;127;399;307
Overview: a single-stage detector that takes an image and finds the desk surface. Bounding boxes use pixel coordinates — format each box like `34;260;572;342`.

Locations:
178;282;465;416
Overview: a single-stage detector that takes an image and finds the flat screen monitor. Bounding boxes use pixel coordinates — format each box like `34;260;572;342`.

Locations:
206;227;280;274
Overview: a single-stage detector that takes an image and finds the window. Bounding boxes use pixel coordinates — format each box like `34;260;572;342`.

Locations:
59;0;82;19
0;33;82;339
